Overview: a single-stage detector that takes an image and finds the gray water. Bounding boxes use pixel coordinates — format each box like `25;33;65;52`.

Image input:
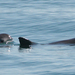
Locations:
0;0;75;75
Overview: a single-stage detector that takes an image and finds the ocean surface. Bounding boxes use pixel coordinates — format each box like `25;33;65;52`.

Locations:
0;0;75;75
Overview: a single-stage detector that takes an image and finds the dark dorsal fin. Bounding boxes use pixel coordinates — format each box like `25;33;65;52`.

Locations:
18;37;37;48
18;37;36;48
18;37;32;45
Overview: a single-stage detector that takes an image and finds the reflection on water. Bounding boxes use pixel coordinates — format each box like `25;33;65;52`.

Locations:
0;47;11;53
18;47;32;53
0;43;32;53
18;48;32;53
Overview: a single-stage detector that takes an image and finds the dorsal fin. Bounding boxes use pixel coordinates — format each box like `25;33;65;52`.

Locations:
18;37;32;45
18;37;37;48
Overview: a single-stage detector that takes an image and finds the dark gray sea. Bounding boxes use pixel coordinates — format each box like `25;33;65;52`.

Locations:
0;0;75;75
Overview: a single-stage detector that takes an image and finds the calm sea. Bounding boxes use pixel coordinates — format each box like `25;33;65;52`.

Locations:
0;0;75;75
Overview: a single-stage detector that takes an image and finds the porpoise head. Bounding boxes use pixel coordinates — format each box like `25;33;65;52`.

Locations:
0;33;13;43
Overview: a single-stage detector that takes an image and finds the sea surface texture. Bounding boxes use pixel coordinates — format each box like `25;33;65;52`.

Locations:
0;0;75;75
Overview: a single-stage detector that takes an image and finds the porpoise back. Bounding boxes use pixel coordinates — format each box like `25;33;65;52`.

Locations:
18;37;75;48
49;38;75;44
